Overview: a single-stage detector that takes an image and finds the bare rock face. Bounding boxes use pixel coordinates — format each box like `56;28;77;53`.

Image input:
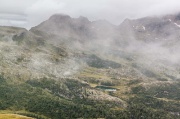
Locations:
81;88;127;107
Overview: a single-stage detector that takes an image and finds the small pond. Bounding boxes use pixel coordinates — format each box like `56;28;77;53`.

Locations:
95;85;117;92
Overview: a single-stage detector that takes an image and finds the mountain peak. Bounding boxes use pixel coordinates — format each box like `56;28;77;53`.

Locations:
78;16;89;21
49;13;71;22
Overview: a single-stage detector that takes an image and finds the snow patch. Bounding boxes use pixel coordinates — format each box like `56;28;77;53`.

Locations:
168;19;172;22
142;26;146;30
134;25;145;30
174;23;180;28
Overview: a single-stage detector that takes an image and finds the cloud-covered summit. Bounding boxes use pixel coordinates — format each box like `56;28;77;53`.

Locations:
0;0;180;28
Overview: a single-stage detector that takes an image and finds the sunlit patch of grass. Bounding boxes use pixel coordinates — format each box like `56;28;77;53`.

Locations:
89;83;98;88
0;114;33;119
156;97;180;102
110;107;124;111
77;67;111;80
79;73;110;79
112;85;133;100
0;110;48;119
109;78;142;100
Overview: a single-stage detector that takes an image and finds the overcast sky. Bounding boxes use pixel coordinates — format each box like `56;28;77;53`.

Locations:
0;0;180;29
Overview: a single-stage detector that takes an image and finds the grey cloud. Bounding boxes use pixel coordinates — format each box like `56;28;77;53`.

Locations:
0;13;27;21
0;13;27;27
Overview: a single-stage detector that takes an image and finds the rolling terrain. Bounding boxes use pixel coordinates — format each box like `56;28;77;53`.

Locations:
0;13;180;118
